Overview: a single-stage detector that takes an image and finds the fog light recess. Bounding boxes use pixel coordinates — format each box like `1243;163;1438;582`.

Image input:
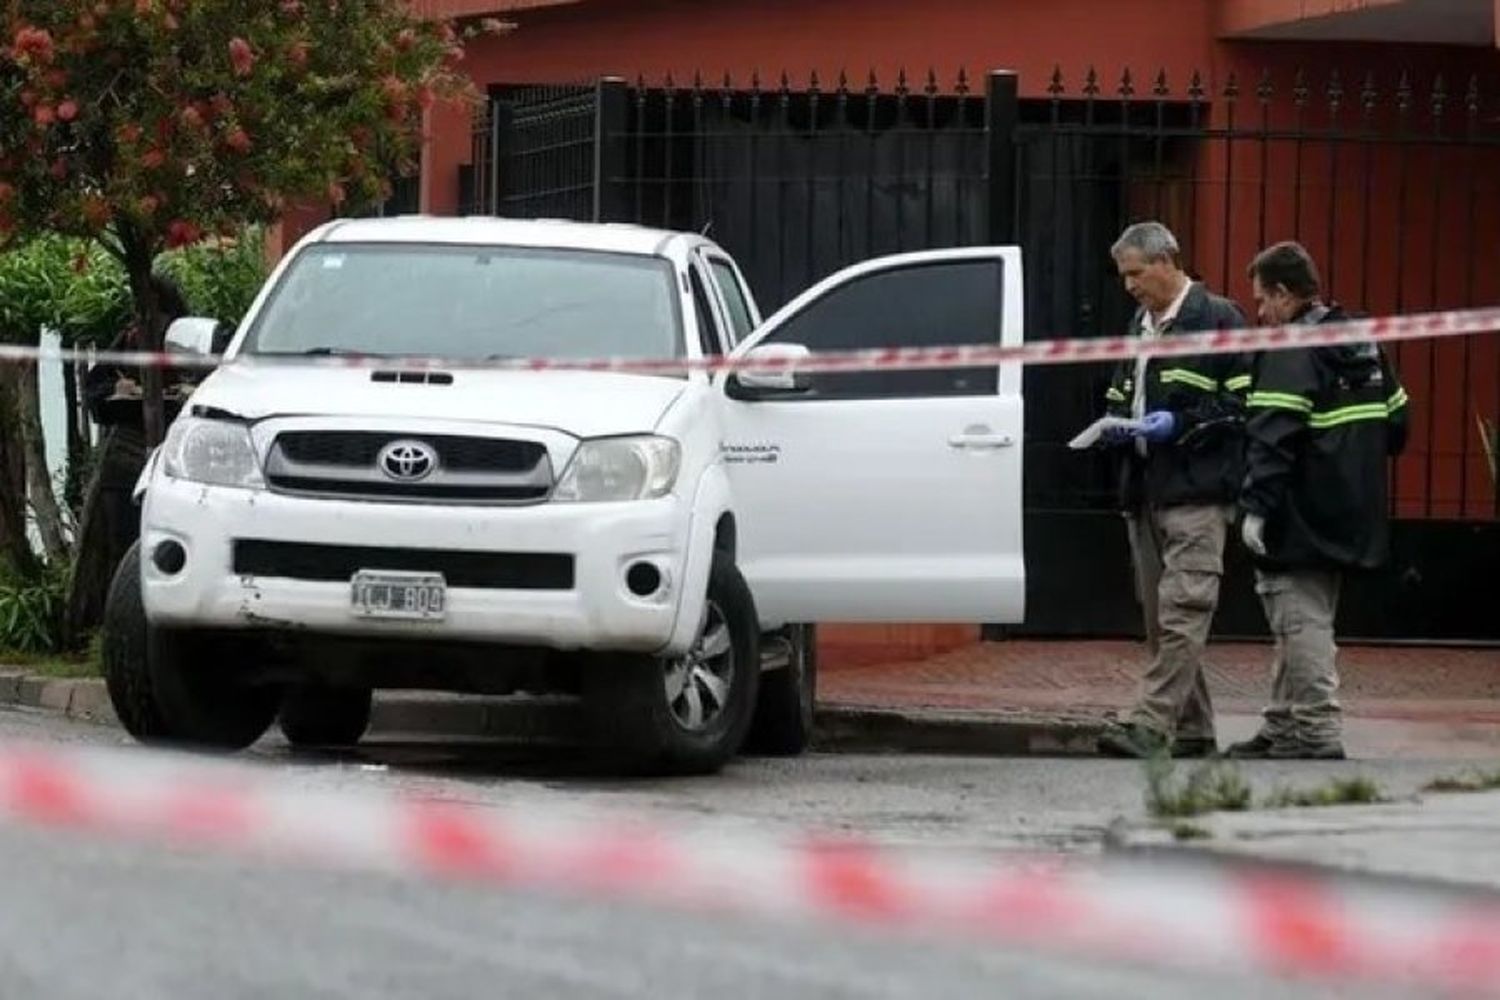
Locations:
626;561;663;598
152;540;187;575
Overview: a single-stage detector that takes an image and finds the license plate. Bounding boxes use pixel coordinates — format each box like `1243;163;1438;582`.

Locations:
351;571;447;621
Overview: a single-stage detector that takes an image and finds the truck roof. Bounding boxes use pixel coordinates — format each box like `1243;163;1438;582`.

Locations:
314;215;699;258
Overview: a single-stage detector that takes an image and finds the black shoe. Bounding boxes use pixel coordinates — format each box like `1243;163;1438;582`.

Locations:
1268;741;1347;761
1226;732;1279;759
1170;736;1218;759
1097;723;1170;759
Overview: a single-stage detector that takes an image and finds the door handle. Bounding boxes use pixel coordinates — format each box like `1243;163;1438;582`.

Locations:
947;432;1015;450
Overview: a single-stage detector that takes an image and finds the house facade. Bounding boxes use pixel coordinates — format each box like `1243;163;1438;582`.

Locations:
284;0;1500;649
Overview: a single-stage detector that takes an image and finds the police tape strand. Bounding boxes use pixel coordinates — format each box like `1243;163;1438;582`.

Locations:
2;305;1499;376
0;740;1497;992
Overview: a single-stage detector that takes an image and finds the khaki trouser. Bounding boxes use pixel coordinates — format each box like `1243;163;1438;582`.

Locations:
1255;568;1344;745
1125;504;1232;741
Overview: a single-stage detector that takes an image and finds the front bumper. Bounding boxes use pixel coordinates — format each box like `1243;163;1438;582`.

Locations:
140;476;696;654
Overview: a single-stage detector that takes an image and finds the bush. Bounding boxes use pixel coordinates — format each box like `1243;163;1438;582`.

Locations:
0;561;67;655
158;228;269;327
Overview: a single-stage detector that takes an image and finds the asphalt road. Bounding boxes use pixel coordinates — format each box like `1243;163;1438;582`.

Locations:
0;705;1479;999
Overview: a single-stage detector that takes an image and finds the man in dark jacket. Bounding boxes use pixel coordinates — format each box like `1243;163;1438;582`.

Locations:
1096;222;1252;759
1230;242;1408;760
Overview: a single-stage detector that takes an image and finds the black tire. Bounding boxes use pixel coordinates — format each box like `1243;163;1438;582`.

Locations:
278;686;373;748
586;554;760;775
744;624;817;756
100;541;280;751
101;542;169;741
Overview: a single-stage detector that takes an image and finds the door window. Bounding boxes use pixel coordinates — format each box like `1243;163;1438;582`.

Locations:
757;260;1002;399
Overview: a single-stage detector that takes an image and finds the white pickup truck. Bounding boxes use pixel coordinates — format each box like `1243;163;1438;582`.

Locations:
103;217;1025;773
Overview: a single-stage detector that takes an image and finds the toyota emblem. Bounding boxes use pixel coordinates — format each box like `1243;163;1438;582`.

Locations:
377;440;438;482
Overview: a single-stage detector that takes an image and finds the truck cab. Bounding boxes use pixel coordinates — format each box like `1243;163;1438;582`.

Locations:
105;217;1024;774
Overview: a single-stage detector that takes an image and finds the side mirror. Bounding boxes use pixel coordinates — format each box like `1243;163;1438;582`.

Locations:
730;343;813;398
164;317;230;358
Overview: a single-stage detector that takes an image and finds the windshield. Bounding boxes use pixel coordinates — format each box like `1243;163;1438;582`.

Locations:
242;243;684;361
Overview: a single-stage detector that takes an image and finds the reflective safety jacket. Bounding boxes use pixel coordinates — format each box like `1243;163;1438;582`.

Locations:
1104;283;1252;510
1240;303;1409;571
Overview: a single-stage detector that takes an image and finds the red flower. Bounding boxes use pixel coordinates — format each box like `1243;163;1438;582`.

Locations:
141;148;167;169
0;183;14;203
118;122;143;144
181;105;204;130
137;194;161;217
81;195;111;229
33;104;56;126
228;37;255;78
57;100;79;123
225;127;253;154
13;27;56;64
166;219;203;248
287;41;309;70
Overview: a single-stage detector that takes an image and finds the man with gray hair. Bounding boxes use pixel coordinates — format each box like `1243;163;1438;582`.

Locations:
1095;221;1251;758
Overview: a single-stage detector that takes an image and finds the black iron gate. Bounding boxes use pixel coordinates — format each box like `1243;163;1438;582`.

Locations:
466;68;1500;643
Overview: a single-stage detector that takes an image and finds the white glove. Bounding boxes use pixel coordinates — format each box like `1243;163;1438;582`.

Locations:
1242;513;1267;557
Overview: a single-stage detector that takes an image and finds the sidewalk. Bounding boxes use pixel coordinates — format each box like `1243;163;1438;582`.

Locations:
819;638;1500;757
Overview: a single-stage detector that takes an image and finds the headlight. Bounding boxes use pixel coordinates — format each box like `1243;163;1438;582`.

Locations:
554;436;680;503
161;417;264;489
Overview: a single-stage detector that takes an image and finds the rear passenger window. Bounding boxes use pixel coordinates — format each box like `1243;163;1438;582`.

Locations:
708;258;755;345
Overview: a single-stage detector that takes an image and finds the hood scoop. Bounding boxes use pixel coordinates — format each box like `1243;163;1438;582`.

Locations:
371;370;454;386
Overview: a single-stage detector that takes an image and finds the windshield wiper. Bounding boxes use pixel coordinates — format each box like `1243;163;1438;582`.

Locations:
293;347;386;357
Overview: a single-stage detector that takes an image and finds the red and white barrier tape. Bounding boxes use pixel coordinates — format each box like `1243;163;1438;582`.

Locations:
0;740;1497;992
3;305;1500;376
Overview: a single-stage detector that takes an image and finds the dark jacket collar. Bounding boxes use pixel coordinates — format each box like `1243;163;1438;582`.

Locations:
1172;282;1211;328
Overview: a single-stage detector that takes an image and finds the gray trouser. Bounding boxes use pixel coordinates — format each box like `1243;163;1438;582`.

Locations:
1125;504;1231;741
1255;568;1344;745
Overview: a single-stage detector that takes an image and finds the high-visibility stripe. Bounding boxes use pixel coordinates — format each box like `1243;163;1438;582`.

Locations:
1307;403;1390;429
1105;387;1127;403
1387;387;1409;413
1224;375;1253;392
1159;368;1218;392
1247;391;1313;413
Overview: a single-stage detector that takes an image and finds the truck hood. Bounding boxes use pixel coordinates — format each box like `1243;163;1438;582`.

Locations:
190;361;687;438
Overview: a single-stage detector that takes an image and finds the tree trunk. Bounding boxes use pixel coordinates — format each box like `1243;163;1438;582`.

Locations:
62;358;90;518
62;452;110;650
16;361;68;563
0;368;40;578
120;229;166;447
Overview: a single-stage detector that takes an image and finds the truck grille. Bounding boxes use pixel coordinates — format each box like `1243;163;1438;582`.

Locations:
266;431;552;504
233;540;574;590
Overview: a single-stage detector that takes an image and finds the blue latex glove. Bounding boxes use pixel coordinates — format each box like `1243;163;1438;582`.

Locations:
1138;410;1177;443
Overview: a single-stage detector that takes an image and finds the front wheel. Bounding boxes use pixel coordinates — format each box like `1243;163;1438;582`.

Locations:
100;541;280;751
586;554;760;775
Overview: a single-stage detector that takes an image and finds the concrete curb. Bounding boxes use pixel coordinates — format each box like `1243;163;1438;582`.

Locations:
813;704;1104;756
0;668;1104;756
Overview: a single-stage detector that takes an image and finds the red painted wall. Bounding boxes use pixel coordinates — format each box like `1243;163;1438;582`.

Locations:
1192;42;1500;519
